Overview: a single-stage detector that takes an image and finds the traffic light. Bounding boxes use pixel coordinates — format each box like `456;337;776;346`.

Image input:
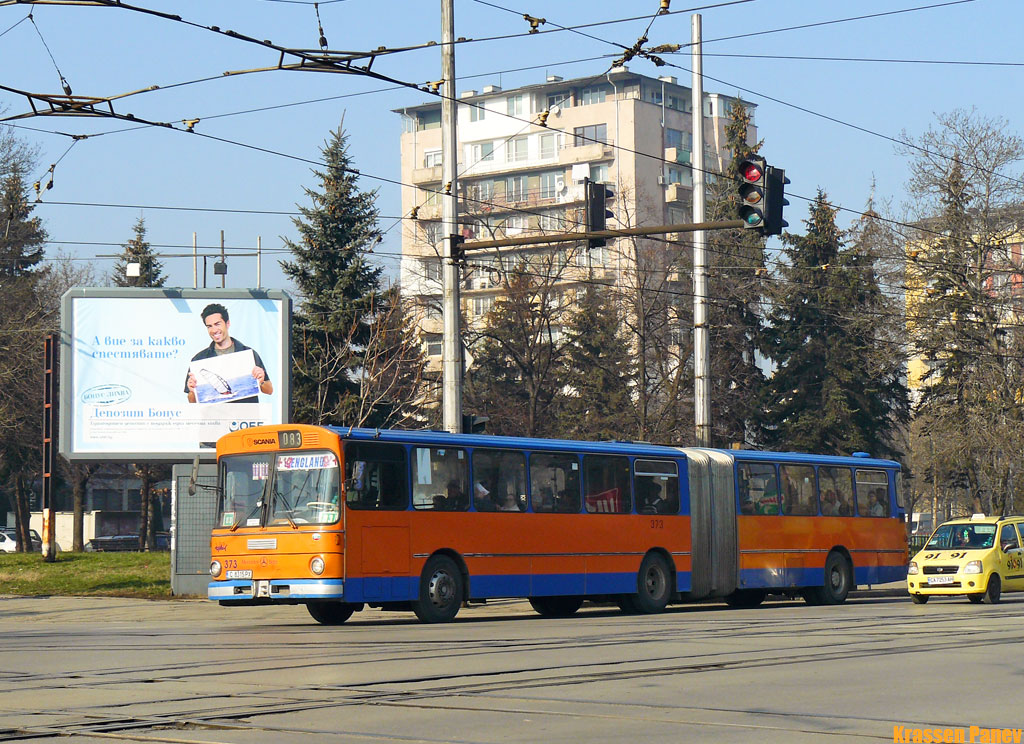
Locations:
584;177;615;248
737;155;767;232
763;165;790;237
461;414;489;434
737;155;789;236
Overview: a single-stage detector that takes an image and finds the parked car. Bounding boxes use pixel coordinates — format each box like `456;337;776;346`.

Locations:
0;527;47;553
84;533;170;552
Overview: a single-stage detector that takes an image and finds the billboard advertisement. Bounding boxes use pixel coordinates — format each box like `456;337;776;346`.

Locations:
60;288;291;461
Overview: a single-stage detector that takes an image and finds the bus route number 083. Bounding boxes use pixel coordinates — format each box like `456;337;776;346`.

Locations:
279;430;303;449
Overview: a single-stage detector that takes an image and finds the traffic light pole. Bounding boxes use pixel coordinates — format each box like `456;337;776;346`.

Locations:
691;13;711;448
440;0;462;435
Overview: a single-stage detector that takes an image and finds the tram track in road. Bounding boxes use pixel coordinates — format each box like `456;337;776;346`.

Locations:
3;602;1023;743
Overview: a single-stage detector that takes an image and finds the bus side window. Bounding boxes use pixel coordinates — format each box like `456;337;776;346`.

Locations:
855;469;889;517
738;463;779;515
634;459;679;515
412;446;469;511
530;453;580;513
583;455;631;514
780;465;816;516
344;442;408;511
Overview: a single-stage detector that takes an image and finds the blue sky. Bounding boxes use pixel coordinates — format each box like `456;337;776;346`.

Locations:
1;0;1018;292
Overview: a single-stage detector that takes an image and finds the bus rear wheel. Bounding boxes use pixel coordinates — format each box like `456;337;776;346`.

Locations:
529;596;585;618
413;555;463;623
802;551;851;606
307;601;357;625
621;553;672;614
725;589;767;608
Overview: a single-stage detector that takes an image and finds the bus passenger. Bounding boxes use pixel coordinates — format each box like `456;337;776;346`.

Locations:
498;489;520;512
870;489;887;517
821;490;839;516
475;482;497;511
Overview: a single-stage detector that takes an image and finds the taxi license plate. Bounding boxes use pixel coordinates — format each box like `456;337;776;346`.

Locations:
928;576;954;585
226;570;253;580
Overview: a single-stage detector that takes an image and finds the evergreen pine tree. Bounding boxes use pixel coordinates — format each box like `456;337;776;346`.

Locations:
761;191;906;456
464;266;567;438
280;126;397;426
0;162;48;551
558;284;634;440
112;217;165;287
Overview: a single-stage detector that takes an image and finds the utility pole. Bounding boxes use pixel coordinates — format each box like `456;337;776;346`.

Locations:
691;14;711;447
440;0;462;434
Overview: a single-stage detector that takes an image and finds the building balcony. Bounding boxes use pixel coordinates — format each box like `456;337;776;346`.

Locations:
665;146;691;164
558;140;614;166
665;183;691;203
411;165;444;184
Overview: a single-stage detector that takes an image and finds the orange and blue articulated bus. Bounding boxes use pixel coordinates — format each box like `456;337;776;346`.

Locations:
207;424;908;624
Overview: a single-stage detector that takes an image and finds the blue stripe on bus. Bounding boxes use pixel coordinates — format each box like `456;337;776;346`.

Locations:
738;564;907;589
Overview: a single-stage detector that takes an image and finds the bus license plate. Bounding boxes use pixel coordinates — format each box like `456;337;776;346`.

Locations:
928;576;954;585
227;570;252;579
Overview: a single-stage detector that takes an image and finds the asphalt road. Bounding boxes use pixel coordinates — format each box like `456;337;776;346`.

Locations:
1;588;1022;744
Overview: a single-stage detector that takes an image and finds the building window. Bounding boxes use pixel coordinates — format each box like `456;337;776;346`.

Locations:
503;215;527;235
573;124;607;147
423;150;442;168
467;179;494;205
507;136;528;162
547;92;569;110
422;257;442;283
468;141;494;163
539;132;558;160
539;171;561;200
579;86;608;105
665;128;686;150
425;333;442;357
590;164;609;183
473;296;494;317
505;175;527;203
421;221;442;246
667;166;692;188
469;102;485;122
539;210;563;231
507;94;525;116
417;109;441;130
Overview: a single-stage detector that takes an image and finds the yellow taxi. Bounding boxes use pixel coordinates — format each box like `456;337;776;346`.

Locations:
907;515;1024;604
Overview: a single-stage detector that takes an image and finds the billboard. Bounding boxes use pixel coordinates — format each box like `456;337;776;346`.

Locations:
60;288;291;461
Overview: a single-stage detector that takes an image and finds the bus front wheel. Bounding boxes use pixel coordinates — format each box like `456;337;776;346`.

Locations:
413;555;463;623
307;601;357;625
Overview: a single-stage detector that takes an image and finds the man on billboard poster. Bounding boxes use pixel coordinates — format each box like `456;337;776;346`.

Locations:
184;303;273;404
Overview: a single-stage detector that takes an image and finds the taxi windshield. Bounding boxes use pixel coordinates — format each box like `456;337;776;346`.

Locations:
218;451;340;528
925;523;996;550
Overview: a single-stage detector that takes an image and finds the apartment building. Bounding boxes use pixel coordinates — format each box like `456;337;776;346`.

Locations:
396;65;755;367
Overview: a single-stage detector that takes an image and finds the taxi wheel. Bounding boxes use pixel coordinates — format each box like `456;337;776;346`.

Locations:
911;594;929;604
967;594;984;604
982;574;1001;604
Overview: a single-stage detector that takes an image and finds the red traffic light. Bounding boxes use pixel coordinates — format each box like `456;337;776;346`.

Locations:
740;161;763;182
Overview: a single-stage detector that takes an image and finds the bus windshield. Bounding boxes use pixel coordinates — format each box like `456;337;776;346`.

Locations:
218;451;340;528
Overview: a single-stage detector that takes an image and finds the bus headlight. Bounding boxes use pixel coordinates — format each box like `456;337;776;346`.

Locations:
210;560;222;578
310;556;325;575
908;561;918;575
963;560;982;574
